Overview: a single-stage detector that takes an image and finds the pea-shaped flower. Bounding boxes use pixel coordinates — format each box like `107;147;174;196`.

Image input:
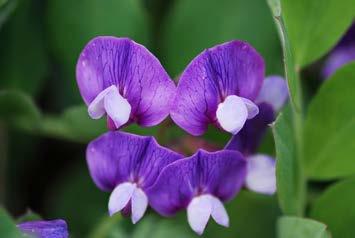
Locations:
76;37;176;129
147;150;246;235
170;40;265;136
17;219;68;238
86;131;183;224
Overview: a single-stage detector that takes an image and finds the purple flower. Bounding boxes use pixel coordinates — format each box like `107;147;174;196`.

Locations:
225;75;288;195
170;40;265;136
322;23;355;79
76;36;176;130
147;150;246;235
86;131;183;223
17;219;68;238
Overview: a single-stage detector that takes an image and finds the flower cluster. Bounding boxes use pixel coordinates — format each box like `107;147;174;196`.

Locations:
74;36;288;235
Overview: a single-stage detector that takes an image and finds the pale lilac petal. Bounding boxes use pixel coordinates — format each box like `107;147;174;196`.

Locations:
86;131;183;191
170;40;265;136
108;182;136;216
147;150;246;216
245;154;276;195
210;196;229;227
76;36;176;128
187;195;212;235
255;76;288;111
104;86;131;128
88;85;116;119
131;187;148;224
17;219;68;238
242;98;259;119
216;95;248;135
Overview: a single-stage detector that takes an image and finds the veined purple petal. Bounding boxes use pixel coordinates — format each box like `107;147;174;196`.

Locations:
17;219;68;238
170;40;265;136
86;131;183;192
147;149;246;216
76;36;176;128
255;76;288;112
225;103;275;155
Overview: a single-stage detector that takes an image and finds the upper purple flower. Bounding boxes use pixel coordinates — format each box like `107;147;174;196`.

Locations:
170;40;265;136
322;23;355;79
86;131;183;224
76;36;176;129
17;219;68;238
147;150;246;235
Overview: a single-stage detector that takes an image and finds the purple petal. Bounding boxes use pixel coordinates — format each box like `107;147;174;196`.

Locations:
225;103;275;155
245;154;276;195
86;131;183;191
170;40;265;136
76;36;176;127
17;219;68;238
147;149;246;216
255;76;289;111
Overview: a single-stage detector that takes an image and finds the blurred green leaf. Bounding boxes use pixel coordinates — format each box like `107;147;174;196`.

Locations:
281;0;355;67
304;63;355;179
89;214;129;238
0;90;41;131
0;207;23;238
161;0;282;77
0;0;48;95
272;106;305;216
0;0;17;29
277;216;329;238
0;0;7;7
46;0;151;107
16;210;42;223
310;176;355;238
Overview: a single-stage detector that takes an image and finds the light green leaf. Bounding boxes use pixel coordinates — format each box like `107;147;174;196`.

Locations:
0;90;41;131
0;207;23;238
277;216;329;238
161;0;282;77
281;0;355;67
46;0;150;107
310;176;355;238
272;106;305;216
304;63;355;179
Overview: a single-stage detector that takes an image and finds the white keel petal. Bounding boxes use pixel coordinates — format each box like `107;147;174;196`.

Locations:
104;87;131;128
210;196;229;227
187;195;212;235
88;85;117;119
131;187;148;224
108;182;136;216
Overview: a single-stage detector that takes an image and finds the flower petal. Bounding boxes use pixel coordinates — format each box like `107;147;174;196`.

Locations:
88;85;116;119
245;154;276;195
170;40;264;136
86;131;183;191
131;187;148;224
17;219;68;238
104;86;131;128
242;98;259;119
187;195;212;235
147;150;246;216
255;76;288;111
225;103;275;155
76;36;176;127
210;196;229;227
108;182;136;216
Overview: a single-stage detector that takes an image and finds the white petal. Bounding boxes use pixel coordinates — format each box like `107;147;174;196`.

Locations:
104;87;131;128
210;196;229;227
255;76;289;111
131;187;148;224
88;85;117;119
241;98;259;119
245;154;276;195
216;95;248;135
108;182;136;216
187;195;212;235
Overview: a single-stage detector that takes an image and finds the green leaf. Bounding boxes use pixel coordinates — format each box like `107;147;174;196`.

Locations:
89;214;128;238
310;176;355;238
281;0;355;67
277;216;329;238
0;207;23;238
0;0;17;29
46;0;150;107
272;106;305;216
0;90;41;131
161;0;282;77
304;63;355;179
0;0;48;95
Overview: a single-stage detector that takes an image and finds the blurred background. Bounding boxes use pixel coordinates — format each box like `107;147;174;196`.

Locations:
0;0;342;237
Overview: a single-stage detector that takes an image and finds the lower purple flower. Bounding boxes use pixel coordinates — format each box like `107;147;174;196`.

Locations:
17;219;68;238
147;150;246;235
86;131;183;224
